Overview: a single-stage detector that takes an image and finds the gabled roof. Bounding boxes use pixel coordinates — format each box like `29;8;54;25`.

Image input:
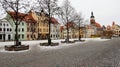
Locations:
50;17;59;24
8;11;26;20
65;22;76;28
8;11;37;23
24;14;36;23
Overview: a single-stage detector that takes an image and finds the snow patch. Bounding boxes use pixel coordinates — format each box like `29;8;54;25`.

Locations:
0;38;110;52
0;48;30;53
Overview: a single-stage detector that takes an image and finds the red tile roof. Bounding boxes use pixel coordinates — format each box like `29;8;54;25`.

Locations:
8;11;36;23
50;17;59;24
95;22;101;28
24;14;36;23
65;22;76;28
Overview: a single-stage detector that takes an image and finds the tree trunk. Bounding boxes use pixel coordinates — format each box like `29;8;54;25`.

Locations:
79;23;81;41
48;0;51;45
66;23;69;43
15;24;19;46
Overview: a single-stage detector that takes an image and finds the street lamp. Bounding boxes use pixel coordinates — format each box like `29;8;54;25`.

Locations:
3;23;5;42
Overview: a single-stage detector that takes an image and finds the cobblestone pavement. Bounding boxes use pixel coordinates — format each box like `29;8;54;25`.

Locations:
0;38;120;67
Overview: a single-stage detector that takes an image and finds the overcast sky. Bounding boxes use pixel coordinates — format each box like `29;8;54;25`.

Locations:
0;0;119;26
58;0;120;26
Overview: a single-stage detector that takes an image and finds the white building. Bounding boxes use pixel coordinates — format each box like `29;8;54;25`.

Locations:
50;17;60;40
62;22;78;39
86;27;95;38
0;19;13;41
63;28;72;39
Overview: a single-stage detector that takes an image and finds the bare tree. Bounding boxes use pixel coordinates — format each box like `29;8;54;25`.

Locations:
73;12;84;41
0;0;33;46
59;0;77;43
36;0;60;45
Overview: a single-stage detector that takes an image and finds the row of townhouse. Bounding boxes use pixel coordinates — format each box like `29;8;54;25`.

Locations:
0;19;13;41
2;11;114;41
0;10;61;41
60;22;84;39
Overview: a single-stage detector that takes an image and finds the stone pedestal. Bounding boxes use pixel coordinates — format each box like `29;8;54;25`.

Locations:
5;45;29;51
40;42;59;46
74;40;85;42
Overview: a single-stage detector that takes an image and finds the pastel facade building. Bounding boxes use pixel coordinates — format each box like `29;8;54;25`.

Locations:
34;10;49;40
6;12;27;41
50;17;60;40
0;19;13;41
62;22;79;39
25;11;37;40
6;11;37;41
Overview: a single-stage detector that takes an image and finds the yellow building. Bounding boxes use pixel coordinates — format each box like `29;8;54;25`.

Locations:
25;11;37;40
30;10;49;40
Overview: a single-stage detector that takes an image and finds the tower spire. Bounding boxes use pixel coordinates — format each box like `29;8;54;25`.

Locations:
91;11;94;18
90;11;95;25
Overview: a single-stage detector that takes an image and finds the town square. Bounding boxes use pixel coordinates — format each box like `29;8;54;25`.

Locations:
0;0;120;67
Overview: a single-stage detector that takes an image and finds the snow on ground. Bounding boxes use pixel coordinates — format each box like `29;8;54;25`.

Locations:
0;38;110;53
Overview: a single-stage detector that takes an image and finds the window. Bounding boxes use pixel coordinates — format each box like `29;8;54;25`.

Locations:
18;34;20;38
3;28;5;31
7;28;9;31
22;28;24;32
3;24;5;26
0;28;2;31
51;35;52;38
0;23;2;26
27;35;29;38
58;35;59;37
0;34;2;39
7;24;8;26
53;35;55;38
10;28;12;31
22;34;24;39
56;35;57;37
31;35;32;38
27;28;29;32
22;23;24;26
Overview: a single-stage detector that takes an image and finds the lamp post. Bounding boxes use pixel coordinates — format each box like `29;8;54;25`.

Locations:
3;23;5;42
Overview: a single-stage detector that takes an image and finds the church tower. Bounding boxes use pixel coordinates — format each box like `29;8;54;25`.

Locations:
90;12;95;25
